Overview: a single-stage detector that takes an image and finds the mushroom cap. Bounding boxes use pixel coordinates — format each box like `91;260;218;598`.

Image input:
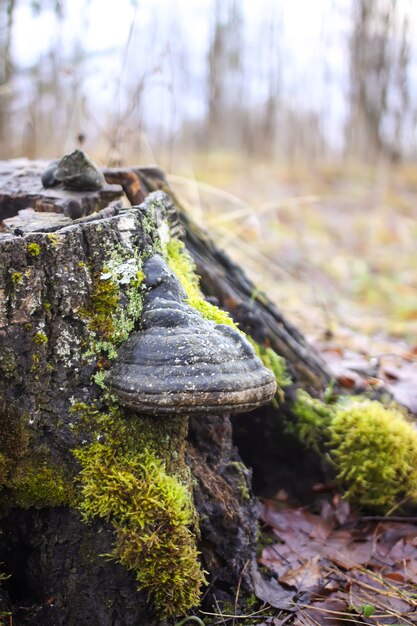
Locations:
42;150;105;191
107;255;277;415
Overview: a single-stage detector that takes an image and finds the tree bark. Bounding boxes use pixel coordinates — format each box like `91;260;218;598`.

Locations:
0;163;279;625
0;159;327;624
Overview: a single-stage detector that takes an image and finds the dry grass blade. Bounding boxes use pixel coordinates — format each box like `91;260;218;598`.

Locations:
330;566;417;606
200;605;273;620
168;174;249;208
214;225;295;280
299;604;367;624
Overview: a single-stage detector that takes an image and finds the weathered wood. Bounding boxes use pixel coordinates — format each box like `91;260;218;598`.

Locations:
0;159;123;223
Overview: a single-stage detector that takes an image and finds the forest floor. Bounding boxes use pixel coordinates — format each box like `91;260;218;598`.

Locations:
170;152;417;414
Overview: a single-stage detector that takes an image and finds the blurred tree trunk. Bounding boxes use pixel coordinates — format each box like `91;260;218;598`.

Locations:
258;11;281;158
346;0;411;162
0;0;16;155
206;0;244;148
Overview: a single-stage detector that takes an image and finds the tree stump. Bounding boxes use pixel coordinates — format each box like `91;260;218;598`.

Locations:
0;159;328;625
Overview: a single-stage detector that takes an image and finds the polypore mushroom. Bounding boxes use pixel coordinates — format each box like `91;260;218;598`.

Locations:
107;254;276;415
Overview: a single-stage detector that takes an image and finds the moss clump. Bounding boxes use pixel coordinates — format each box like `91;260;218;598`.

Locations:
81;271;120;341
248;339;291;403
72;403;204;617
166;240;238;328
30;353;40;371
80;254;145;360
26;243;40;257
329;400;417;510
47;233;59;246
0;402;74;510
76;444;203;617
291;391;417;510
30;330;49;374
11;272;22;284
33;331;48;345
291;389;334;452
9;464;74;509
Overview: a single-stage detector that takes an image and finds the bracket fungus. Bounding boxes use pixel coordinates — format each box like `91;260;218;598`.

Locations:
107;254;277;415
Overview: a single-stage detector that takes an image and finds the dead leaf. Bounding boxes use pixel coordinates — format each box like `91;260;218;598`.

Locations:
259;500;417;624
279;556;323;592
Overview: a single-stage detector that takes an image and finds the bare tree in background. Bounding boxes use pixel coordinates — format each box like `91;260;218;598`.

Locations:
0;0;16;154
255;7;282;158
346;0;411;161
206;0;244;148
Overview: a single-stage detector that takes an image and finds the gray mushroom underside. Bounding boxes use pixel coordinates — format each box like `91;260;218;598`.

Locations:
107;327;277;414
109;381;277;415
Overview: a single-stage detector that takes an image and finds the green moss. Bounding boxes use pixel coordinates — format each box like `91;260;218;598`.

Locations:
166;240;238;328
34;331;48;345
76;445;203;617
47;233;59;246
0;401;74;510
92;370;107;389
227;461;251;502
290;390;417;510
29;332;49;374
258;346;291;388
291;389;334;452
329;399;417;510
81;271;120;341
9;464;74;509
26;243;40;257
248;339;291;403
80;253;145;360
30;352;41;371
72;403;205;618
11;272;22;284
0;351;17;378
